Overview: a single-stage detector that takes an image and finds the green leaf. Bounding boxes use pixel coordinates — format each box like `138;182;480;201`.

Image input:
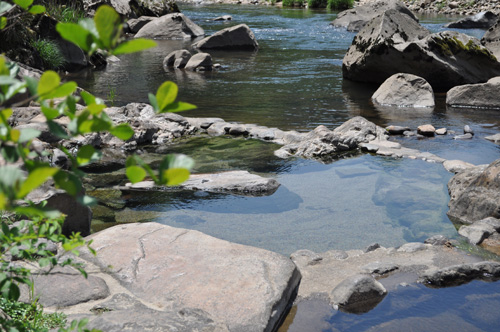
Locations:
161;154;195;170
4;80;26;100
28;4;44;14
112;39;157;55
80;90;96;105
37;71;60;96
0;17;6;30
0;279;20;301
156;81;178;111
13;0;32;10
0;108;12;124
53;171;81;196
24;76;38;95
47;120;69;139
18;128;41;143
0;75;18;85
126;166;146;184
17;167;58;199
43;81;77;99
148;93;159;112
0;2;13;15
94;5;121;49
110;123;134;140
76;145;101;166
162;168;190;186
41;104;59;121
56;23;92;52
158;101;197;114
77;195;97;206
1;146;19;163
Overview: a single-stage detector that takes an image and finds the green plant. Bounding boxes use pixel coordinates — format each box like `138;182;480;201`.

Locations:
31;38;66;70
282;0;304;7
0;297;67;330
42;0;86;23
327;0;353;10
0;3;196;331
107;85;116;106
308;0;327;8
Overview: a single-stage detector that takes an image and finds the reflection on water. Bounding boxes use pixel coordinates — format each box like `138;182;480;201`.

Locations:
107;154;456;255
280;280;500;332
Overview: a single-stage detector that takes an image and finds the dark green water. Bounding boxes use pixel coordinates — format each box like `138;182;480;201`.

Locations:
75;4;500;331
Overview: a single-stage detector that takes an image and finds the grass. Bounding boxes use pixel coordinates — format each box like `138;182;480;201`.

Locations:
0;298;67;331
42;0;86;23
327;0;354;10
31;38;66;70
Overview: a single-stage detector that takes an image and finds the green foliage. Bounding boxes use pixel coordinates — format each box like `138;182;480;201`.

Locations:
308;0;327;8
56;5;157;57
282;0;304;7
1;4;196;332
42;0;86;23
0;297;67;330
327;0;353;10
31;38;66;70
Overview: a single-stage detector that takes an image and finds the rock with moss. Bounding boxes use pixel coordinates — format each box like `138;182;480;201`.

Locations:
482;18;500;60
343;10;500;91
330;0;418;32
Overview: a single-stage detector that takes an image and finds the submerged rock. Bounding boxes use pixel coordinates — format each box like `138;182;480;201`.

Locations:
330;0;418;32
419;261;500;287
193;24;259;50
372;73;434;108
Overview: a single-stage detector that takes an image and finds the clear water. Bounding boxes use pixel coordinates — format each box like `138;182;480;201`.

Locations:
75;5;500;330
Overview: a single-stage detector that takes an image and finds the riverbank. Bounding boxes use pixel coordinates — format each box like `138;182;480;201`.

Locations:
178;0;500;16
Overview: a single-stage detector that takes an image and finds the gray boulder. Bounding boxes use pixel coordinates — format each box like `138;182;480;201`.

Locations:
135;13;205;40
485;133;500;143
372;73;434;108
482;19;500;59
192;24;259;51
343;10;500;91
81;222;301;332
447;159;500;224
417;124;435;136
444;11;498;29
163;49;192;68
126;16;155;34
330;274;387;313
82;0;178;17
419;261;500;287
330;0;418;32
185;52;213;71
446;77;500;109
125;170;280;196
458;221;496;245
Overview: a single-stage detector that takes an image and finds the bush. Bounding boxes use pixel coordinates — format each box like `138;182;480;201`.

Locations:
327;0;354;10
282;0;305;7
31;38;66;70
308;0;328;8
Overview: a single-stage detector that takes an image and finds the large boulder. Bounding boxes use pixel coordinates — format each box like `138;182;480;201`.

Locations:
446;76;500;109
444;11;498;29
80;223;301;332
343;10;500;91
82;0;179;17
135;13;205;39
192;24;259;51
444;10;498;29
482;19;500;60
185;52;213;71
372;73;434;108
447;159;500;224
330;0;418;32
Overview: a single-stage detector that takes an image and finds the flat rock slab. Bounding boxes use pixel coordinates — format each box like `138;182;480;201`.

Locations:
81;223;301;332
291;243;485;304
124;170;280;196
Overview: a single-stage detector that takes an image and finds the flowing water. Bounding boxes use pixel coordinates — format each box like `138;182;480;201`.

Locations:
71;4;500;331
